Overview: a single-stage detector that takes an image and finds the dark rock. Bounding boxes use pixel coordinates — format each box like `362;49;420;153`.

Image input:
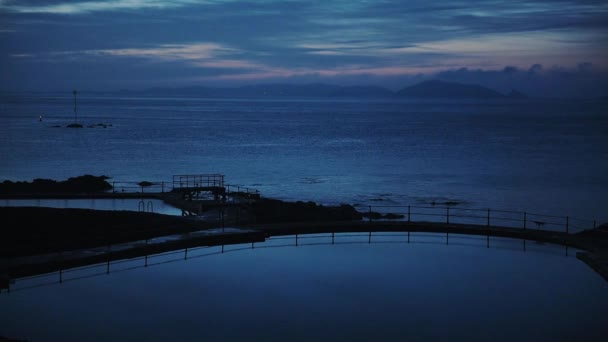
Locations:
252;198;362;223
361;212;405;220
361;211;383;219
0;175;112;194
444;201;461;206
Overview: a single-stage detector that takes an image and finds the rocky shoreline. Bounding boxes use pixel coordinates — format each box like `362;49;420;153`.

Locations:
1;175;607;286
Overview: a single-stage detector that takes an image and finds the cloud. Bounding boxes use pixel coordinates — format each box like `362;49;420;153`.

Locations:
63;42;432;78
290;31;607;73
2;0;607;94
0;0;206;14
578;62;593;71
528;64;543;75
26;42;273;75
435;63;608;97
10;53;33;57
360;0;608;34
81;42;238;61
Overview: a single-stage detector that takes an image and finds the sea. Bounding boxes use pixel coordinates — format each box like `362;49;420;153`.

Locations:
1;94;608;341
1;94;606;222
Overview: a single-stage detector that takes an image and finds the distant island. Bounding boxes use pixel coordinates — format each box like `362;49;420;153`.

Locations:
397;80;528;99
114;80;527;99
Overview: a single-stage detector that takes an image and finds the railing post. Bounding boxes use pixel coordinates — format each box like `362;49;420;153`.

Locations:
487;209;490;227
368;206;372;223
407;205;411;222
523;212;527;230
566;216;569;234
446;207;450;224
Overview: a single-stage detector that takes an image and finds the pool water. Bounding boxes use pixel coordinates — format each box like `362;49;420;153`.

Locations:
1;233;606;341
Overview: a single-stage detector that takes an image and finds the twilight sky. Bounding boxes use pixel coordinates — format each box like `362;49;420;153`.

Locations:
1;0;607;96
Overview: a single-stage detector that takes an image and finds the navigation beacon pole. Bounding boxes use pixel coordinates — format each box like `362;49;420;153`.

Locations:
73;90;78;124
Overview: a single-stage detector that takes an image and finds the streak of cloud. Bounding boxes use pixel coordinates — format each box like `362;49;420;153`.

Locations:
1;0;607;95
0;0;205;14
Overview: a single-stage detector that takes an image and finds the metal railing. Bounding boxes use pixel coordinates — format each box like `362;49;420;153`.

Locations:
225;184;260;199
2;232;575;294
111;181;169;194
362;205;597;233
172;174;225;189
109;179;260;199
138;200;154;213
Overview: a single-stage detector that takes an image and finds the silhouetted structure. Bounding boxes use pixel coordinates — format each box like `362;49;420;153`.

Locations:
67;90;83;128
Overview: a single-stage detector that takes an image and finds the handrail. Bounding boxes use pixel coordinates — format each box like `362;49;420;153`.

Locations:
225;184;260;196
8;174;598;232
4;232;575;294
362;204;597;233
172;174;225;189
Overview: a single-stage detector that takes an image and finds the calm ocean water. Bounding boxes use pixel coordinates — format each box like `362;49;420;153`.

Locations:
1;94;607;222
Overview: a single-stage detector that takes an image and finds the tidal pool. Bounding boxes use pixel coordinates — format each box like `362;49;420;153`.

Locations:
1;233;606;341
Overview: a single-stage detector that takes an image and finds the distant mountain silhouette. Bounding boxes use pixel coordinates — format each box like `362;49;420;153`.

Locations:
397;80;506;99
120;83;393;98
120;86;217;96
328;85;394;97
233;83;342;97
114;81;528;99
